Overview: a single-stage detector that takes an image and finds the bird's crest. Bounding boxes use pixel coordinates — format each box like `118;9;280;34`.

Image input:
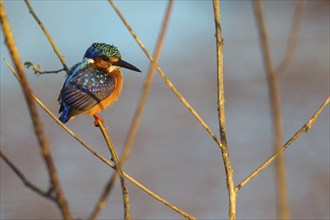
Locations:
83;43;121;59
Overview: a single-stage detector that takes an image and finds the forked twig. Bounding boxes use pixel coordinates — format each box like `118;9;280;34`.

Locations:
24;61;65;75
0;149;57;202
108;0;222;149
276;0;307;76
95;121;131;220
213;1;236;219
236;96;330;190
0;2;72;219
5;60;196;220
253;1;288;218
24;0;69;73
89;1;174;218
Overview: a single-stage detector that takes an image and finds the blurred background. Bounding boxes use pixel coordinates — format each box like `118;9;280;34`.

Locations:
1;1;329;219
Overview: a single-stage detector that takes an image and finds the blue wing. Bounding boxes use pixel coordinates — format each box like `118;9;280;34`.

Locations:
58;61;116;122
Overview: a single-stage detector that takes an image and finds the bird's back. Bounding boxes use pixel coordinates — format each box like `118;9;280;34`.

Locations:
58;62;116;122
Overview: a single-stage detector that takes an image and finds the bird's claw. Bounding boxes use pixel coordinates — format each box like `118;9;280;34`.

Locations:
93;114;104;127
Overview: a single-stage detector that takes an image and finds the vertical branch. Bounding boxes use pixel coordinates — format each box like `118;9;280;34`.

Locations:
95;121;131;220
24;0;69;73
89;1;173;218
213;1;236;220
253;1;289;219
0;1;72;219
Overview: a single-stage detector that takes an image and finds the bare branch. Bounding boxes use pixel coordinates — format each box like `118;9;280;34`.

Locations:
24;0;69;73
213;1;236;219
0;149;57;202
121;0;173;168
236;96;330;190
0;2;72;219
24;62;65;75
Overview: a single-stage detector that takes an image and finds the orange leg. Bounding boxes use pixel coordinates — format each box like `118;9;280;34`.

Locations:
93;114;104;127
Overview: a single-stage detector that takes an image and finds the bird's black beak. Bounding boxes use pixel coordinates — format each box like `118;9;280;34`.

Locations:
114;59;141;72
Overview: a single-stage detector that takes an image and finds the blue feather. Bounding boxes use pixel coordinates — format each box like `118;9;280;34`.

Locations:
59;105;71;123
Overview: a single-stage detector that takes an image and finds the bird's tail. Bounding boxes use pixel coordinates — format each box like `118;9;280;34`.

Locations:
59;106;71;123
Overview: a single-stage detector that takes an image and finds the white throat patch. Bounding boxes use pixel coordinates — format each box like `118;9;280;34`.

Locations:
107;65;120;73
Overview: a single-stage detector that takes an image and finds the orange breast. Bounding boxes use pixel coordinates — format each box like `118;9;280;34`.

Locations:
83;69;123;116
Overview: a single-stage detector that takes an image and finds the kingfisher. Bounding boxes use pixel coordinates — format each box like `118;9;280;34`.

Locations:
58;42;141;126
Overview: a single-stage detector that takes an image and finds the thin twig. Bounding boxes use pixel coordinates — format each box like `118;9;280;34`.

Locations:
24;0;69;73
253;1;289;218
213;1;236;219
5;60;196;220
0;2;72;219
89;1;174;218
276;0;307;76
34;69;65;75
24;61;65;75
0;149;57;202
236;96;330;190
95;121;131;220
108;0;222;149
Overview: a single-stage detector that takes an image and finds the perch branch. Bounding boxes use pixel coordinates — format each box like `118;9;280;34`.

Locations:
89;1;173;218
236;96;330;190
213;1;236;219
0;2;72;219
95;121;131;220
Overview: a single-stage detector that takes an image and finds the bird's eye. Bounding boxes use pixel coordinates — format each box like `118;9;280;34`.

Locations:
101;56;108;61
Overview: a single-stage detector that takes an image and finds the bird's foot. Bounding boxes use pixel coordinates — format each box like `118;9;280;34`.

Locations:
93;114;104;127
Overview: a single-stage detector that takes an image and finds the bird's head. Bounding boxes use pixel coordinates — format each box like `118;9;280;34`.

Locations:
83;42;141;73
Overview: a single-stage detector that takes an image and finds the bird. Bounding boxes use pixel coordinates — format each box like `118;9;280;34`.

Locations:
58;42;141;126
